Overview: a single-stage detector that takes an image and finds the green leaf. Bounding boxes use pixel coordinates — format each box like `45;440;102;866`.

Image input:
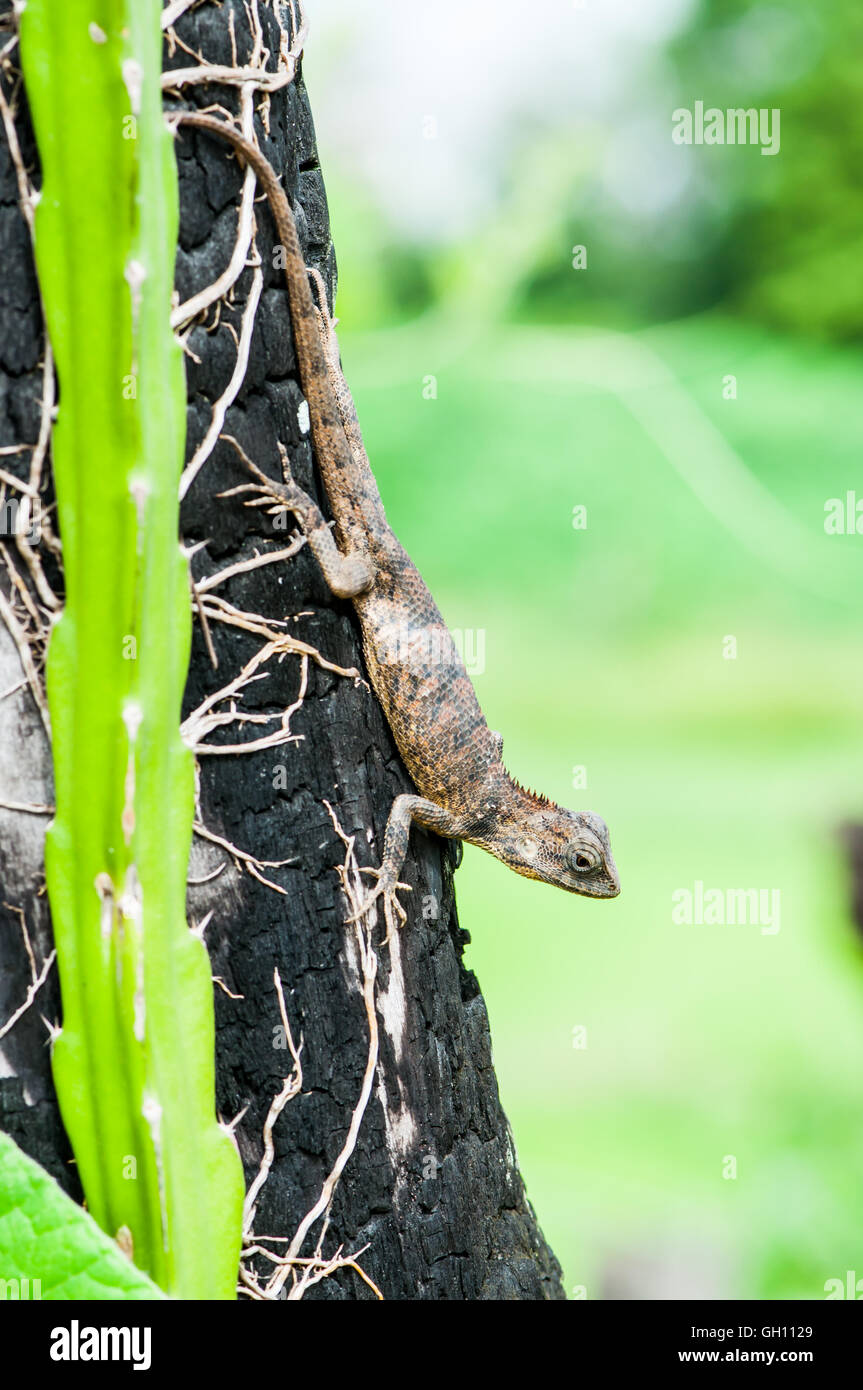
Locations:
0;1132;164;1300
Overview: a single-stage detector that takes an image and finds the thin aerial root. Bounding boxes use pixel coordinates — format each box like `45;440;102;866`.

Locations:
0;903;56;1043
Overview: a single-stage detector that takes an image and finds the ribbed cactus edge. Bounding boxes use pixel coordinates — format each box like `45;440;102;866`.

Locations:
18;0;245;1298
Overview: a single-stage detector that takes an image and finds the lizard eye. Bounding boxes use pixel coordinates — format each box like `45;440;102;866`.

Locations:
568;843;599;874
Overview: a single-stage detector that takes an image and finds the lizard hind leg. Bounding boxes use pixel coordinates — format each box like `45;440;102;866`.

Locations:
234;445;374;599
349;793;467;938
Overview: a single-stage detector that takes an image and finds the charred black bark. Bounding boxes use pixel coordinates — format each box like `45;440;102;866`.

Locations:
0;0;564;1301
0;11;74;1201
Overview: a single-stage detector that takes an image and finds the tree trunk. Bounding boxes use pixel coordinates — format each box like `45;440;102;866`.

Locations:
0;0;565;1301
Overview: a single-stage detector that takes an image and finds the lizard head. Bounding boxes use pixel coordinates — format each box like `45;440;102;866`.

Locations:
487;788;620;898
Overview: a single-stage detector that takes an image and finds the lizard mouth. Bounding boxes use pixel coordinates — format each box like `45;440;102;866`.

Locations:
575;875;620;899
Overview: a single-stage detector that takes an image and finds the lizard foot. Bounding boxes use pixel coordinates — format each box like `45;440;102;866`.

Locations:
226;443;374;598
348;867;412;941
240;455;306;513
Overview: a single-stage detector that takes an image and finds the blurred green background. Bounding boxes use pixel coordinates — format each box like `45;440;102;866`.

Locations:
305;0;863;1298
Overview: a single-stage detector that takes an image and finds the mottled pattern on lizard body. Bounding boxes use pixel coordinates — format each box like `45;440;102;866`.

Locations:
175;114;620;933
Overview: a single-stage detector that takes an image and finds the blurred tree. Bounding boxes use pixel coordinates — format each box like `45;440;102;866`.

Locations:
671;0;863;340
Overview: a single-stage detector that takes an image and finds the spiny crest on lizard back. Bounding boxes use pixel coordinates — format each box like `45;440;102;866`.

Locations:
508;777;552;809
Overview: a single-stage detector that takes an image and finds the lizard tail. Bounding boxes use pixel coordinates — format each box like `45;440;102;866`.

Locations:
172;111;377;548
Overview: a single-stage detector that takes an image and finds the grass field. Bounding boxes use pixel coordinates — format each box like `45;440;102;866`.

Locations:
339;309;863;1299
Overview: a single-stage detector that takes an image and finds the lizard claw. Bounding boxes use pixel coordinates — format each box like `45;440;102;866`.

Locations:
348;869;412;940
240;484;288;513
237;453;302;512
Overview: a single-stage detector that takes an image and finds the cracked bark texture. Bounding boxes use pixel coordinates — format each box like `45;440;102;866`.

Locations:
0;0;565;1301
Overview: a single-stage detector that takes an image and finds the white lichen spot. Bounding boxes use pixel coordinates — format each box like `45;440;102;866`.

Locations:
141;1091;162;1142
124;259;147;324
115;1226;134;1261
119;863;142;913
373;931;418;1167
123;700;143;743
376;924;408;1064
121;59;144;116
125;259;146;292
340;903;417;1173
119;868;144;1040
297;400;311;435
95;872;115;940
375;1073;418;1168
121;752;135;845
142;1090;169;1247
340;922;360;986
129;475;149;527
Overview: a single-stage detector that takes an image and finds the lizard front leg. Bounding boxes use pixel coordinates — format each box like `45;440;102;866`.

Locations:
239;451;374;600
352;793;467;938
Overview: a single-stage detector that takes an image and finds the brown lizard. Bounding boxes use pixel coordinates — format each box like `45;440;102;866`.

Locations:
173;112;620;934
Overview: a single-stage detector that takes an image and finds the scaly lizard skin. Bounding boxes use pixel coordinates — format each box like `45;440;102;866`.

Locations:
174;113;620;933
